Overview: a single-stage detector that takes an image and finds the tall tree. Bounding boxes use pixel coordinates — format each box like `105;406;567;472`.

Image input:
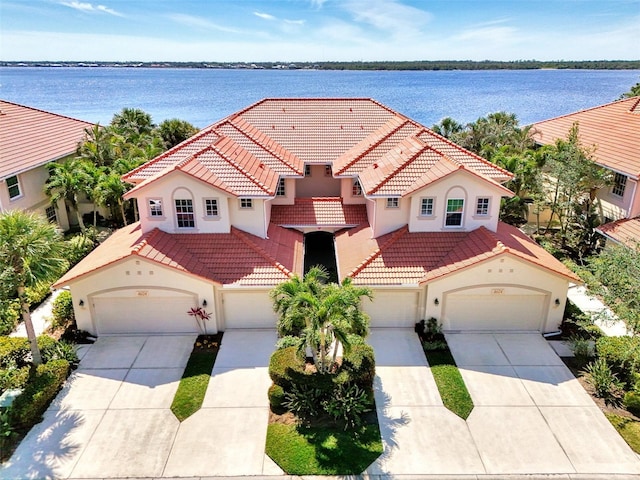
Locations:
0;211;67;365
45;159;93;231
95;171;129;226
158;118;199;149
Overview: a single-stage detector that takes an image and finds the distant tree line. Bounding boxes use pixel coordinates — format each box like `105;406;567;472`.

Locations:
3;60;640;70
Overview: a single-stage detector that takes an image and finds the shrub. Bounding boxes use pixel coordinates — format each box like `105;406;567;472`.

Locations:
0;366;30;391
269;346;306;389
596;336;640;387
0;337;29;368
40;339;78;365
268;383;286;410
64;231;96;266
624;391;640;417
323;383;372;430
423;339;448;351
583;358;623;403
568;336;594;362
283;384;325;420
0;300;20;336
25;281;52;307
275;335;304;350
51;291;75;329
10;359;70;428
341;343;375;390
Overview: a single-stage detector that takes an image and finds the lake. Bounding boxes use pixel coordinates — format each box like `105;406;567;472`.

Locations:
1;67;638;128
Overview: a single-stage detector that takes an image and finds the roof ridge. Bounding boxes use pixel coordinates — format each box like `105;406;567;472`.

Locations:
419;129;513;180
368;136;427;195
531;96;640;126
130;227;161;255
227;117;304;175
348;225;408;278
122;126;217;181
231;227;293;278
334;117;410;175
0;99;94;126
628;97;640;114
210;138;274;195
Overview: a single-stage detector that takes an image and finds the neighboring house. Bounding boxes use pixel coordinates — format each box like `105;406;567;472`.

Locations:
55;98;579;336
532;96;640;247
0;100;94;230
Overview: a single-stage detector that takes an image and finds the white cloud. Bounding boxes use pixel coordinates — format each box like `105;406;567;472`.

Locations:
59;1;122;17
254;11;276;21
453;26;518;43
342;0;432;37
166;13;250;35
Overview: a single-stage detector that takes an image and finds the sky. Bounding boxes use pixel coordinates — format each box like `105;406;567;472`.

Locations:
1;0;639;62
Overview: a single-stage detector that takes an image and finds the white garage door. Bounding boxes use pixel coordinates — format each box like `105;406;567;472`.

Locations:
364;291;419;327
222;291;277;329
444;288;546;331
92;290;199;334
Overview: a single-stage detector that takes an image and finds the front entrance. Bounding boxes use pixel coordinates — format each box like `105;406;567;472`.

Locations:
304;231;338;282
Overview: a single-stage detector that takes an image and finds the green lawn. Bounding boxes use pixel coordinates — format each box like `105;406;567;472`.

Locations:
170;350;217;421
424;348;474;419
606;413;640;453
265;420;383;475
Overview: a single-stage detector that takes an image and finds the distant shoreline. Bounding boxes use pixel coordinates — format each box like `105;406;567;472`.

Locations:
2;60;640;70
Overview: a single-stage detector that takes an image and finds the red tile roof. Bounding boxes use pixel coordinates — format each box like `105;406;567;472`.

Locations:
336;222;580;286
270;197;368;227
596;216;640;249
55;222;304;288
0;100;93;180
123;98;512;198
532;97;640;178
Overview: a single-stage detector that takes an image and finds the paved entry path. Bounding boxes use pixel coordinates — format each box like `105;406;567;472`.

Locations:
367;329;640;477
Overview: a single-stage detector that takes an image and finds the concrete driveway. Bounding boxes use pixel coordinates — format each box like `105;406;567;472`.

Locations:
1;330;281;479
368;329;640;477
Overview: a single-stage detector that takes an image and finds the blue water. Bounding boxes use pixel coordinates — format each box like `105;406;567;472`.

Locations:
1;67;638;128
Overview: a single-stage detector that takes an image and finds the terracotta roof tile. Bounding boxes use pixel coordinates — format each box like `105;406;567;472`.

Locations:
55;222;303;288
0;100;94;180
336;222;580;286
271;197;368;227
532;97;640;178
596;216;640;249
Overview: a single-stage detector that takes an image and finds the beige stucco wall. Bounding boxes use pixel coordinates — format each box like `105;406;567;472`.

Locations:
408;171;503;233
64;256;216;335
296;165;341;197
424;254;568;333
270;177;296;206
228;197;268;238
340;178;367;205
599;177;638;220
370;197;410;237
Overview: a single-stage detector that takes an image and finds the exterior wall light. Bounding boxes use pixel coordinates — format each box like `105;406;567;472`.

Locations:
202;299;207;307
79;299;84;307
434;298;439;305
555;298;560;306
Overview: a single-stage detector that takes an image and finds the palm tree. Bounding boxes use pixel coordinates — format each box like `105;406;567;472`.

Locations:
95;171;129;226
45;159;93;232
0;211;67;365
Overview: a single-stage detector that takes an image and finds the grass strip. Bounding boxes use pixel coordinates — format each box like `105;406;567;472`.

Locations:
265;421;383;475
170;350;217;421
424;348;474;420
606;413;640;453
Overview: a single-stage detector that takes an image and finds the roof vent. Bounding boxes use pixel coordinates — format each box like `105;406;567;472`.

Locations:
373;163;378;169
272;125;275;129
292;125;295;129
259;163;265;168
349;108;353;112
340;125;343;129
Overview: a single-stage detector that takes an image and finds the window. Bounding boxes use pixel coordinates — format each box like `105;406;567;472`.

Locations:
304;165;311;176
45;206;57;223
204;198;219;217
613;173;627;197
420;198;434;216
352;180;363;196
445;198;464;226
324;165;332;177
476;197;490;216
149;199;163;217
240;198;253;209
386;198;399;209
6;176;21;199
276;178;286;197
175;199;195;228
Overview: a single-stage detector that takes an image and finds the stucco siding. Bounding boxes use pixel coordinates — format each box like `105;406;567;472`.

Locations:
296;165;341;197
371;197;410;237
220;288;278;329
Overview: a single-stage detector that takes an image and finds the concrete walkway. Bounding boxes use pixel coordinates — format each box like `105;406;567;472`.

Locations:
366;329;640;477
10;289;64;338
568;283;629;336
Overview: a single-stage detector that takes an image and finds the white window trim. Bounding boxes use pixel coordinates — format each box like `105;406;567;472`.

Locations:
6;175;22;200
240;198;253;209
174;198;196;229
203;198;220;219
45;205;57;223
612;173;627;198
386;198;400;209
419;197;435;217
148;198;164;219
444;198;465;228
474;196;491;217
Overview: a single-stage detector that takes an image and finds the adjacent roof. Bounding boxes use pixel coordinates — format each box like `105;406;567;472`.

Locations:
123;98;512;198
0;99;93;181
532;97;640;179
55;222;304;288
336;222;581;286
596;216;640;249
270;197;368;228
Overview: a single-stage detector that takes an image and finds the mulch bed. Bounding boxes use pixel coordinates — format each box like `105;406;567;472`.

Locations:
191;333;223;353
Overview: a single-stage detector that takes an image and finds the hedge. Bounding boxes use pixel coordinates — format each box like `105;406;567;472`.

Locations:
596;336;640;387
10;359;70;428
0;337;29;368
